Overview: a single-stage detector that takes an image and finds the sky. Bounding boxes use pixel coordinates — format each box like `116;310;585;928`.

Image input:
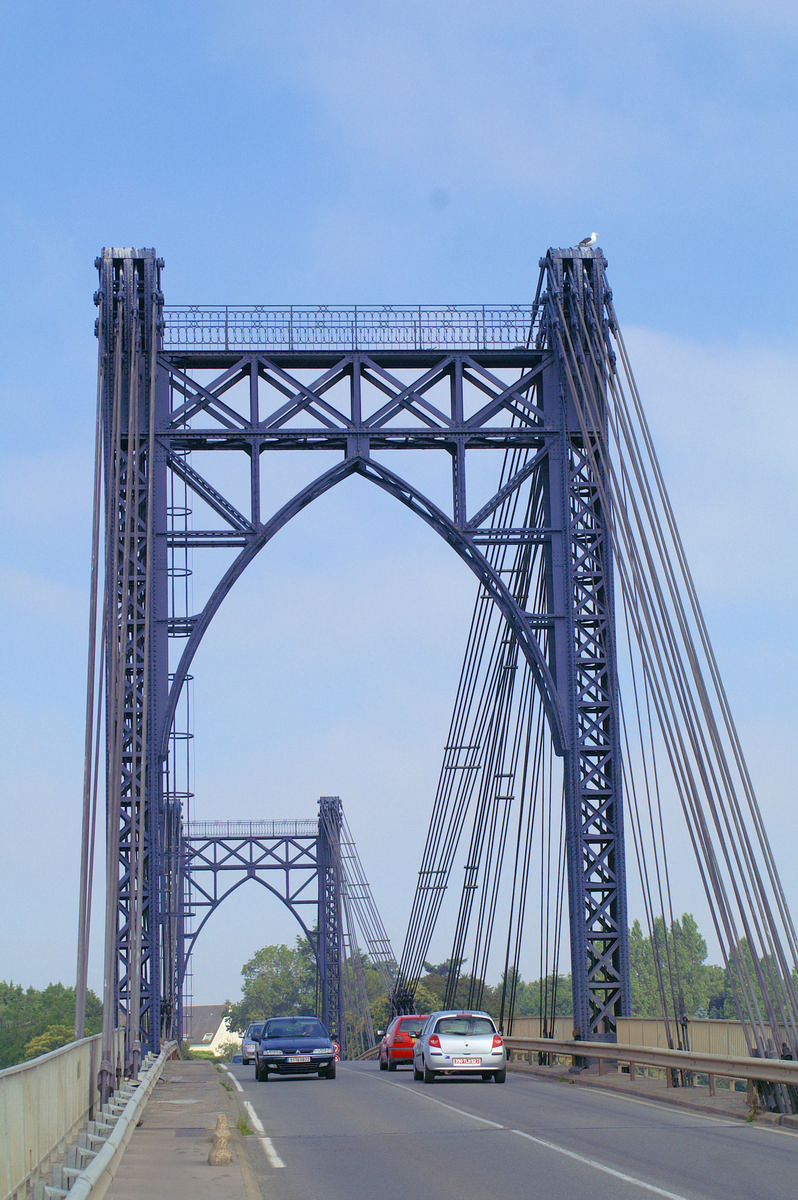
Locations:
1;0;797;1009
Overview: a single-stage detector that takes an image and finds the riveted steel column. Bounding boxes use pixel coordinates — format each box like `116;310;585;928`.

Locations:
540;247;630;1040
318;796;343;1049
96;248;167;1085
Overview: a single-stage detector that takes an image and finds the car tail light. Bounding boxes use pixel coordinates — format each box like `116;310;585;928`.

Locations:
492;1034;504;1049
394;1032;407;1045
428;1034;441;1048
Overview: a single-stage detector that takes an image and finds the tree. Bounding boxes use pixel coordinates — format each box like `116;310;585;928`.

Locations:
225;937;317;1032
628;913;724;1021
0;981;102;1069
24;1024;74;1060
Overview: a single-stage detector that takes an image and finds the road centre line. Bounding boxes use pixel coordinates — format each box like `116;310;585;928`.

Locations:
511;1129;690;1200
390;1078;691;1198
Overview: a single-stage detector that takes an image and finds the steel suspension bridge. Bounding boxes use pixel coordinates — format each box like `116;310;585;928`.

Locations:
74;244;798;1111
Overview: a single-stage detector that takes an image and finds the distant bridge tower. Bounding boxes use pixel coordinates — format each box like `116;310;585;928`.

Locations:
179;797;344;1047
93;244;627;1056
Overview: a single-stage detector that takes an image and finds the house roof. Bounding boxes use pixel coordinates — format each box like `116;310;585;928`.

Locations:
184;1004;230;1044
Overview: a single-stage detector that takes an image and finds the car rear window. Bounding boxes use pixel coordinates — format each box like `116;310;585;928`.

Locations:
435;1016;495;1036
397;1017;424;1034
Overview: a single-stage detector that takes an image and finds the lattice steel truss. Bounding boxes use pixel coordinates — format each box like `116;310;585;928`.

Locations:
181;807;344;1046
95;244;629;1051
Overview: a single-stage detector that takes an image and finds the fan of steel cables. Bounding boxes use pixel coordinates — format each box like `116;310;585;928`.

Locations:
396;253;798;1079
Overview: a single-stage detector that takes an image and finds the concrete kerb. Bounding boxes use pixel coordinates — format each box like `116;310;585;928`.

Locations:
64;1044;176;1200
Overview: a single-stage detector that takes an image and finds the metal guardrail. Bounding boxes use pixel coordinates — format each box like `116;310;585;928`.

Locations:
504;1036;798;1091
163;303;542;353
0;1030;125;1200
57;1044;175;1200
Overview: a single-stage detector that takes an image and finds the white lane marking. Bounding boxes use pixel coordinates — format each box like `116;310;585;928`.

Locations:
242;1093;284;1167
221;1064;244;1092
259;1137;286;1168
382;1079;504;1128
258;1137;286;1166
244;1100;264;1135
390;1077;691;1198
511;1130;691;1199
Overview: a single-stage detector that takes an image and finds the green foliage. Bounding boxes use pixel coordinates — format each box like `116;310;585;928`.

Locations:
24;1024;75;1060
225;936;317;1032
0;981;102;1069
216;1038;243;1062
629;914;726;1019
508;972;574;1020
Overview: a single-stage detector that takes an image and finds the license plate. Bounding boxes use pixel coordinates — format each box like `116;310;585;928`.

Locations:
288;1055;311;1063
452;1057;480;1066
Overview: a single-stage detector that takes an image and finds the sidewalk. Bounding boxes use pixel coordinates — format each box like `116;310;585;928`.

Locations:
105;1059;259;1200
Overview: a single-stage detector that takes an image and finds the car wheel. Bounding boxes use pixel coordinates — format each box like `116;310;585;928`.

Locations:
255;1060;267;1082
423;1060;435;1084
494;1067;506;1083
413;1061;422;1081
387;1054;397;1072
379;1054;387;1071
324;1062;336;1079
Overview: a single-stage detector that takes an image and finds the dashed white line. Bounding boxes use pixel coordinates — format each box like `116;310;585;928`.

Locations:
511;1129;690;1200
244;1100;264;1134
394;1078;692;1198
258;1137;286;1168
222;1068;285;1168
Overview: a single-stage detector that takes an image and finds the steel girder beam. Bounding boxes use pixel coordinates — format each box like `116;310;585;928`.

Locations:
95;246;629;1050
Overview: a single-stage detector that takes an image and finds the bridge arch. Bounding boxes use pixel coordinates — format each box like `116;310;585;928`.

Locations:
161;454;567;764
179;875;317;984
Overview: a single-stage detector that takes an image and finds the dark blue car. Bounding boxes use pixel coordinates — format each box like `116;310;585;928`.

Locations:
254;1015;337;1081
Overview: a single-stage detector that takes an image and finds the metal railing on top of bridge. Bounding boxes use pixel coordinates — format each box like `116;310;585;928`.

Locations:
184;819;319;838
162;303;543;352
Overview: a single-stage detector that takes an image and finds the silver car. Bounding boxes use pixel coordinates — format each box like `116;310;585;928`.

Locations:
413;1009;506;1083
242;1021;264;1065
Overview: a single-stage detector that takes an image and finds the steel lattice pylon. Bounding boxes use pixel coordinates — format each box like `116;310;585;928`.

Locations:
95;244;628;1054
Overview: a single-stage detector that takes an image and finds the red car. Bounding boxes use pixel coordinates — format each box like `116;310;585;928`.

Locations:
379;1015;428;1071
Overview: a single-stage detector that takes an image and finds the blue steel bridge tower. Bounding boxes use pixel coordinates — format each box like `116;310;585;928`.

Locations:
94;244;628;1056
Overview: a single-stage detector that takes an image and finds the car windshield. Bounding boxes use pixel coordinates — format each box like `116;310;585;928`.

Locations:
246;1024;263;1039
435;1016;495;1036
263;1017;327;1040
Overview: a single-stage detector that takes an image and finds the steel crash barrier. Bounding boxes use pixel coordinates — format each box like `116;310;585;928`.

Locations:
503;1036;798;1102
0;1035;175;1200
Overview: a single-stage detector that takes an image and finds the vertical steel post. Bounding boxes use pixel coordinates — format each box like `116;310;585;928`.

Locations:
318;796;343;1049
95;249;167;1088
540;248;630;1039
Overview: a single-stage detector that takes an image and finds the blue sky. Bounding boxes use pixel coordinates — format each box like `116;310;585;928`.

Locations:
1;1;796;1007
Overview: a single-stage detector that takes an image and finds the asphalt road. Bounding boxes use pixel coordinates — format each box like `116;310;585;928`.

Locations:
226;1059;798;1200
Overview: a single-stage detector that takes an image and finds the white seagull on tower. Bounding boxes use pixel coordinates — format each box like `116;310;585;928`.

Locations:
578;232;598;247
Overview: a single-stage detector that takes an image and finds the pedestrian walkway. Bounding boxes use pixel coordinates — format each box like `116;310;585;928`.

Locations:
105;1059;259;1200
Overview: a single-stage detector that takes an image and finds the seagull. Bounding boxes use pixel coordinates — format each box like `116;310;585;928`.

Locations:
578;232;598;247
